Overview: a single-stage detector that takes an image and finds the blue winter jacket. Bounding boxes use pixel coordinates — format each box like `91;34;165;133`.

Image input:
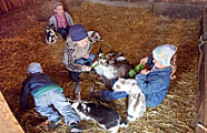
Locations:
20;73;61;110
136;56;172;107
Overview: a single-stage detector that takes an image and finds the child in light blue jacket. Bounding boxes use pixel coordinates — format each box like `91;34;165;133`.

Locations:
90;44;177;107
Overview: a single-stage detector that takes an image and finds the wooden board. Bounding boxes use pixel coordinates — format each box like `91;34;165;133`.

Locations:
0;0;13;13
0;91;24;133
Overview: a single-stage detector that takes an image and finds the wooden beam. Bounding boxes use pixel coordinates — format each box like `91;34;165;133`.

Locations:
10;0;23;9
197;7;207;133
0;0;9;13
0;0;13;13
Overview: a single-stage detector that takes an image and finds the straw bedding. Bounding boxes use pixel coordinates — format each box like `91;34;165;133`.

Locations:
0;2;198;133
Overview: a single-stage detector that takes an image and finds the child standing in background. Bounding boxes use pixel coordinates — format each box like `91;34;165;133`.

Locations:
62;24;95;99
49;1;74;40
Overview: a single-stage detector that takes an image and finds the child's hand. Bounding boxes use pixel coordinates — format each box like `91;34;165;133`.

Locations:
139;69;149;74
140;57;148;64
83;65;91;71
84;53;90;59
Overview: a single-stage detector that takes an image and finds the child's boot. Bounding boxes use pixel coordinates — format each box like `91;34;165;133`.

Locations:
73;82;80;100
49;117;61;130
70;122;83;133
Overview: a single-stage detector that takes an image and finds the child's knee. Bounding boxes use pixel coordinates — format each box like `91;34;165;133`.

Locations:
69;71;80;82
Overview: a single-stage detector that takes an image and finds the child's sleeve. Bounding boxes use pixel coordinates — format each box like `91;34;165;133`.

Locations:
65;12;74;26
146;56;154;70
48;16;57;31
20;80;30;111
63;49;84;72
135;73;169;94
49;16;55;26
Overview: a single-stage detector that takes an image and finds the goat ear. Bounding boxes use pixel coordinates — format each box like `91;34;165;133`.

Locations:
81;103;87;110
67;98;76;105
98;46;104;59
118;53;124;56
99;46;103;53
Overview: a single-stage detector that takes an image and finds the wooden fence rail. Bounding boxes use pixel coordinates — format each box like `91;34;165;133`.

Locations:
0;0;34;14
197;7;207;133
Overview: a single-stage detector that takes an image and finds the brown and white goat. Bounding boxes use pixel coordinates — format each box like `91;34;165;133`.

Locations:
112;78;146;122
92;48;132;89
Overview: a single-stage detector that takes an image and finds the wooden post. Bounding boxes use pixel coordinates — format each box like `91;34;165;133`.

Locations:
10;0;23;9
0;0;13;13
196;7;207;133
0;0;9;13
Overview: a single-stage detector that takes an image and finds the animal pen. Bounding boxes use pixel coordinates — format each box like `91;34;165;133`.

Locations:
0;0;207;132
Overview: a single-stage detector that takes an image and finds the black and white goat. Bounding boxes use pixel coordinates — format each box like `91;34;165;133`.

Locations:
88;31;102;43
45;25;58;44
69;100;128;133
68;88;128;133
112;78;146;122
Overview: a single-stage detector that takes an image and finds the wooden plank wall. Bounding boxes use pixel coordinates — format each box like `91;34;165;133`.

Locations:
197;7;207;133
197;38;207;133
0;0;34;14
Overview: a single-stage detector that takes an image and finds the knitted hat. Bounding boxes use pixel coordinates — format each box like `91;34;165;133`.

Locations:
152;44;177;66
69;24;88;42
27;62;43;74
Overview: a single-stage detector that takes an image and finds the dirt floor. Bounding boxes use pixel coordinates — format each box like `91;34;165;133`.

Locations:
0;2;199;133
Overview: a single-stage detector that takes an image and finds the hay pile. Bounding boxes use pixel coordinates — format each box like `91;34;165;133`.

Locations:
0;2;198;133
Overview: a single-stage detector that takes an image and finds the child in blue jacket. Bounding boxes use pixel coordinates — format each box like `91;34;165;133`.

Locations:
90;44;177;107
20;62;82;132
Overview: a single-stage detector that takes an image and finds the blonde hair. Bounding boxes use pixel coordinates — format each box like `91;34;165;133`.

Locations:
52;1;63;10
